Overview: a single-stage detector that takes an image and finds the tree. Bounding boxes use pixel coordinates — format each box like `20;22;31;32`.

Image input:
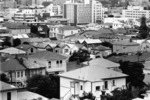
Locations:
27;74;59;99
13;38;21;47
0;73;9;83
69;49;90;63
138;16;149;39
119;61;145;89
108;88;133;100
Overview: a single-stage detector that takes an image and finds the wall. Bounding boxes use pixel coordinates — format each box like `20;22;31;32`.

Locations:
63;30;79;37
28;58;67;73
1;90;18;100
113;44;139;54
11;29;30;35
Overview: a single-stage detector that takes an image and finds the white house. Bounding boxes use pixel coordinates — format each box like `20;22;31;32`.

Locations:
59;65;127;100
28;51;67;74
0;81;49;100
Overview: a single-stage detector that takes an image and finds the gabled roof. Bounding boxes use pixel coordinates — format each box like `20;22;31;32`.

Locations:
29;51;67;60
0;81;17;91
1;58;26;72
0;47;26;54
59;65;127;82
16;44;35;51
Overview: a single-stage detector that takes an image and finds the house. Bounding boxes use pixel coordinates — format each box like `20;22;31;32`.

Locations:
16;44;37;55
4;22;30;37
112;40;140;54
83;58;120;71
82;39;102;48
32;42;53;51
143;61;150;74
28;51;67;74
54;44;71;55
0;81;18;100
59;65;127;100
54;43;79;55
91;45;112;57
37;25;49;37
1;57;27;86
48;25;80;39
0;47;26;55
22;58;46;78
0;81;49;100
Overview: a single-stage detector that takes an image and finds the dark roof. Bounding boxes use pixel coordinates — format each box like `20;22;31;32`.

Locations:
59;25;79;31
1;58;26;72
16;44;35;51
107;52;150;63
0;29;9;33
91;45;111;51
4;22;30;29
29;51;67;60
113;41;139;46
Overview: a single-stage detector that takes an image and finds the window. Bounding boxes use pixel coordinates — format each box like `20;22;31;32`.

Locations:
80;85;83;90
31;48;34;53
56;60;59;64
17;72;20;77
112;80;115;86
104;81;108;89
7;92;11;100
21;71;23;77
48;61;51;68
96;86;100;91
60;60;62;64
65;49;69;53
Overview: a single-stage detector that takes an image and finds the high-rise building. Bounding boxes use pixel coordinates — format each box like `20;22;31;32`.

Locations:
63;0;104;25
64;3;91;25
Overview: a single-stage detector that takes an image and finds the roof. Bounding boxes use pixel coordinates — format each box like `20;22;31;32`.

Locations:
59;25;79;31
113;40;139;46
91;45;111;51
0;47;26;54
1;58;26;72
23;58;46;69
59;65;127;82
83;39;102;44
4;22;30;29
20;38;51;43
29;51;67;60
144;61;150;70
83;58;120;68
0;81;17;91
16;44;35;51
107;52;150;63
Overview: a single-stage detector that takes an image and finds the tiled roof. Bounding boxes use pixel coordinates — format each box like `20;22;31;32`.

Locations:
16;44;35;51
1;58;26;72
29;51;67;60
4;22;30;29
0;81;17;91
59;65;127;82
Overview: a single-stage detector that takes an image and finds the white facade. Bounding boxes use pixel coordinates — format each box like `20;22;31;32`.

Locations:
122;6;150;20
28;58;67;74
91;0;104;23
9;28;30;35
60;77;126;100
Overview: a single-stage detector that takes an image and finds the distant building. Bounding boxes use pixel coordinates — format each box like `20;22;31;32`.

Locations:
122;6;150;20
63;3;92;25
